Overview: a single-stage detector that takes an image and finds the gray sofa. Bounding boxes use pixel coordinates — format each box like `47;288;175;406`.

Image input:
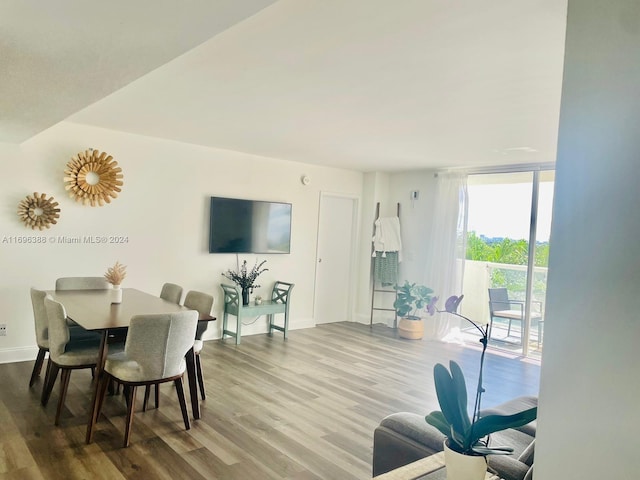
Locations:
373;396;537;480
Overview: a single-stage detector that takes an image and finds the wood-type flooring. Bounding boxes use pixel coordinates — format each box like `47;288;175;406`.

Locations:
0;322;540;479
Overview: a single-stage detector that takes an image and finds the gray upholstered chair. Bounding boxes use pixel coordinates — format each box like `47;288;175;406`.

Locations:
184;290;214;400
55;276;110;290
29;288;100;394
55;276;112;330
29;288;50;389
143;290;214;410
95;310;198;447
42;297;104;426
160;283;183;304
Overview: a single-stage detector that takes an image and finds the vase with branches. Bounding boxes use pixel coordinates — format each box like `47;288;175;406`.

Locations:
104;261;127;304
222;259;268;305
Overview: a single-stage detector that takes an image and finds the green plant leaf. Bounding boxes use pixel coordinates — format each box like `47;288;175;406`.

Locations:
449;361;472;436
472;407;537;440
471;445;515;455
433;363;468;448
425;411;450;437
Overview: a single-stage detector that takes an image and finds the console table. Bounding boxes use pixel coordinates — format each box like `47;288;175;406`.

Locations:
221;281;294;344
372;452;502;480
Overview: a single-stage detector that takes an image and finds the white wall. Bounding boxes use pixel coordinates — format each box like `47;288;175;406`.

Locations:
355;171;438;327
0;122;363;363
536;0;640;478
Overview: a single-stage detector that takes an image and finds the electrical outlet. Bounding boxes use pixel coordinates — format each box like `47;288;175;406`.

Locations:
0;324;6;336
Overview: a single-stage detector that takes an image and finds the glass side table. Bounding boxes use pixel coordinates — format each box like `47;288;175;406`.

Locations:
372;452;502;480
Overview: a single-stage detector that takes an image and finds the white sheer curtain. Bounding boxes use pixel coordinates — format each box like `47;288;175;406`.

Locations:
423;172;468;340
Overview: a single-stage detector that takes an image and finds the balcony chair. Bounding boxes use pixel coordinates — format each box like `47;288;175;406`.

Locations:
95;310;198;447
488;288;544;345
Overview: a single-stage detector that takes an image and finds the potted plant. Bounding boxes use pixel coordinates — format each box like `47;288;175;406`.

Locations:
424;295;538;479
222;259;268;305
393;281;434;339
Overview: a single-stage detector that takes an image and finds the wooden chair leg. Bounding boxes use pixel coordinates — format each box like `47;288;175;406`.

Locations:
96;372;111;423
55;369;71;426
123;386;137;448
29;348;47;387
143;385;151;412
154;384;159;409
195;354;206;400
174;378;190;430
41;363;60;406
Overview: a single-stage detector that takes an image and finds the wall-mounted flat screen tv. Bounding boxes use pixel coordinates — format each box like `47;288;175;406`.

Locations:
209;197;292;254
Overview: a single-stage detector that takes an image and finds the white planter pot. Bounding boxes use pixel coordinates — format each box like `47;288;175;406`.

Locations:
443;440;487;480
110;285;122;304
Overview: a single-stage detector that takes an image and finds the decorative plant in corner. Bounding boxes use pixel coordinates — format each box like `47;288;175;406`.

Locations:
424;295;537;457
393;281;434;340
222;259;268;305
393;281;434;319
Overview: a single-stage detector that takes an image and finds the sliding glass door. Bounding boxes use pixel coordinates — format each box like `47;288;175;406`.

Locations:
462;169;554;358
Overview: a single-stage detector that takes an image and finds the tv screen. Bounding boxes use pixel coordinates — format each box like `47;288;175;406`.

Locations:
209;197;292;254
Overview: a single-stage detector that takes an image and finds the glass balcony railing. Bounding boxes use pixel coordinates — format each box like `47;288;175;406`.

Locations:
460;260;547;356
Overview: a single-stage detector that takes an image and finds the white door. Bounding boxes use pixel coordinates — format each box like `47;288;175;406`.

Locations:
314;194;357;324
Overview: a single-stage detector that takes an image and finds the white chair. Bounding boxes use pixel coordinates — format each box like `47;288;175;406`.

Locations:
42;297;104;426
160;283;183;304
95;311;198;447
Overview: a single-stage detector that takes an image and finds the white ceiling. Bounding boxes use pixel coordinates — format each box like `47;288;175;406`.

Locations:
2;0;567;172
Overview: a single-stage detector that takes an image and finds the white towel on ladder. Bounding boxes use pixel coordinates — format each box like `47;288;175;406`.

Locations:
372;216;402;261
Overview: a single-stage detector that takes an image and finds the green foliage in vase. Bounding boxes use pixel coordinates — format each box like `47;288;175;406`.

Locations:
222;260;268;292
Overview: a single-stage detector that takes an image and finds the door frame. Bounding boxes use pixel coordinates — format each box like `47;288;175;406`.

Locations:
313;191;361;324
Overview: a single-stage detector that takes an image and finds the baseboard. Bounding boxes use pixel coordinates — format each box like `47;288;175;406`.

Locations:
202;316;316;342
0;346;38;365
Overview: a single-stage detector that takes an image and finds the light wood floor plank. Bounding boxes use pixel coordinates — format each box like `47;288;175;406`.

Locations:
1;322;540;479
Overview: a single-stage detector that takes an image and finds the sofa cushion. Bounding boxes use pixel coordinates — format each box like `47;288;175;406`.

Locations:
487;454;531;480
518;439;535;466
379;412;446;452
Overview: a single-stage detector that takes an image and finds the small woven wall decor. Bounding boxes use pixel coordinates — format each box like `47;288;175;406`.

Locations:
64;148;123;206
17;192;61;230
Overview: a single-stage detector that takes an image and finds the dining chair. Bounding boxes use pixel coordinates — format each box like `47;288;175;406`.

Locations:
95;310;198;447
143;290;213;411
160;283;183;304
42;297;106;426
184;290;214;400
29;288;101;393
55;277;110;290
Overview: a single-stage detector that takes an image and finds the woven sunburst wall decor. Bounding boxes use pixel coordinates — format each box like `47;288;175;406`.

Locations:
17;192;61;230
64;148;124;206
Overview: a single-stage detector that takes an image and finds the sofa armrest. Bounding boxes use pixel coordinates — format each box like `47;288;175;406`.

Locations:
372;412;446;476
